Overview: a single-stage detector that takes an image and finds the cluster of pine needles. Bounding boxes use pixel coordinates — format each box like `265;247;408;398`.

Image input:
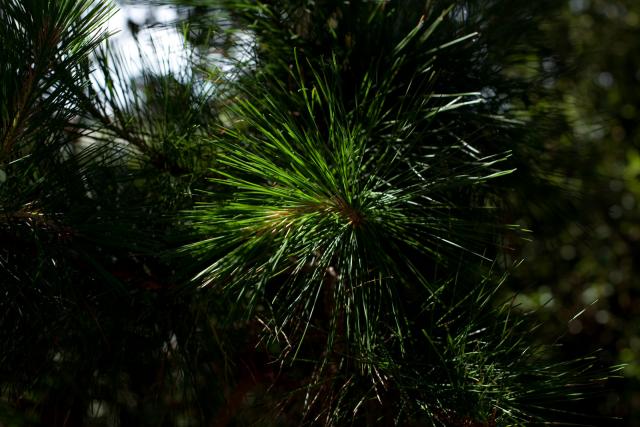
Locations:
0;0;617;425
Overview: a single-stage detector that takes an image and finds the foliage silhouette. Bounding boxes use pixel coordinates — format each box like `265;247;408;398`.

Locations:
0;1;616;426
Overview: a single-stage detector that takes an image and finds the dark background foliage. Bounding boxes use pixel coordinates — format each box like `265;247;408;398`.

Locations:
505;0;640;423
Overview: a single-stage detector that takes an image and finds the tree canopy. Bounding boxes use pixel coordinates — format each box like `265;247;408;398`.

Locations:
0;0;633;426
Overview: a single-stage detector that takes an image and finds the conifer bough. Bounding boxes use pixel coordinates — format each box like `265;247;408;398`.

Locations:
0;0;613;426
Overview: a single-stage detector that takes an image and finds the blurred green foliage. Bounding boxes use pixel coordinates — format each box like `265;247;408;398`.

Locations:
505;0;640;424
